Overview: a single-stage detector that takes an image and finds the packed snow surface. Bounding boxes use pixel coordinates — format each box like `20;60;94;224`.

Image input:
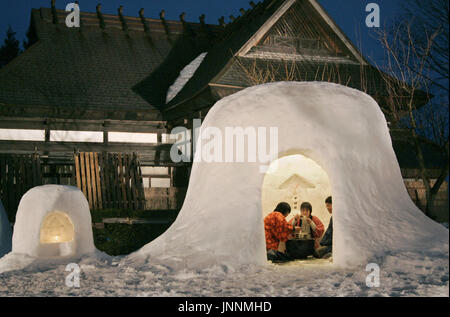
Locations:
0;251;448;296
166;53;208;104
0;200;12;258
130;81;448;270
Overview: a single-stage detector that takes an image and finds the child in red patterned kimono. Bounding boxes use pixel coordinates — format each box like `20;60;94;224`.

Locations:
264;202;300;262
288;202;324;249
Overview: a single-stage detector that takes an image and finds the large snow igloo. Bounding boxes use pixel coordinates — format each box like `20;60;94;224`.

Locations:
0;199;12;258
12;185;95;258
130;82;448;269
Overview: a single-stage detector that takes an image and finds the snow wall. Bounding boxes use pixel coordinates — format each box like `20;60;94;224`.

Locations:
12;185;95;258
0;199;12;258
130;82;448;269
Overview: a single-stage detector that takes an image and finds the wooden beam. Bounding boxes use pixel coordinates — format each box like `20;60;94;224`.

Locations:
0;117;168;133
0;140;172;153
208;83;245;89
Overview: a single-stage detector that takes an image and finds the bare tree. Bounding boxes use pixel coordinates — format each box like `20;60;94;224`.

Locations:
401;0;449;94
376;19;449;219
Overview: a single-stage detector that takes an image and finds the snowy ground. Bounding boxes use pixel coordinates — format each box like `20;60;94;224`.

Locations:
0;250;447;297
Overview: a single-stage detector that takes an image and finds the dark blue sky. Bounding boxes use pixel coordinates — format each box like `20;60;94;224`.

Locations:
0;0;402;64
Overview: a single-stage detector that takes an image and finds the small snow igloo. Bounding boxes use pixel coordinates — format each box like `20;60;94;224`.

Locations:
130;82;448;269
12;185;95;258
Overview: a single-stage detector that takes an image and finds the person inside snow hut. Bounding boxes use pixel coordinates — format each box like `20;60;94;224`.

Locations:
288;202;325;250
315;196;333;259
264;202;300;263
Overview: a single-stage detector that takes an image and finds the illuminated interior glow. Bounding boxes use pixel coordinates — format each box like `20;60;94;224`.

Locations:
39;211;75;244
262;154;332;228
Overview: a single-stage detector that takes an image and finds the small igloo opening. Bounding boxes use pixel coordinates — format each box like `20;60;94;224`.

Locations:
38;211;76;257
262;153;332;259
40;211;75;244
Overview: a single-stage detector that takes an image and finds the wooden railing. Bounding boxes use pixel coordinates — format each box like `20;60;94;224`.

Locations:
74;152;146;210
0;153;42;221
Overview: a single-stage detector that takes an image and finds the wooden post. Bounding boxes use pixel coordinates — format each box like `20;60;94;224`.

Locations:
89;152;98;210
101;153;110;209
94;153;103;210
6;156;13;219
130;157;138;210
118;153;127;209
112;154;120;209
31;154;38;187
134;153;145;210
25;155;32;191
36;153;42;185
74;153;81;190
85;153;93;209
155;133;162;166
124;154;132;210
0;155;5;215
10;155;17;215
79;152;88;203
18;155;25;198
44;122;50;157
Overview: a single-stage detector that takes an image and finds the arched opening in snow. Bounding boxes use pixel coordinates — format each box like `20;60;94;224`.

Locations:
40;211;75;244
262;153;332;258
39;211;75;256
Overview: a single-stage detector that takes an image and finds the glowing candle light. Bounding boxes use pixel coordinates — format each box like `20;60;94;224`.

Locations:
40;211;75;244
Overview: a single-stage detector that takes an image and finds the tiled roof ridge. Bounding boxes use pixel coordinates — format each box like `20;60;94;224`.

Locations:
36;0;271;33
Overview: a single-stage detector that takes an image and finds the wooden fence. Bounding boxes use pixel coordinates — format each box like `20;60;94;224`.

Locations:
0;153;42;221
74;152;146;210
0;152;159;220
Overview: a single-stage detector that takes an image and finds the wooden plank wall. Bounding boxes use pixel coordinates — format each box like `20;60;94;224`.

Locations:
0;153;42;221
74;152;145;210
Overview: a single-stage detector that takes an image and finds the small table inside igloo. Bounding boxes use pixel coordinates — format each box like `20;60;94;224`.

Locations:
286;235;315;259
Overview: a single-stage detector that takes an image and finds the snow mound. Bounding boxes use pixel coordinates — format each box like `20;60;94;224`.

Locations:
166;53;208;104
128;82;448;270
0;185;98;273
11;185;95;258
0;199;12;258
0;249;111;275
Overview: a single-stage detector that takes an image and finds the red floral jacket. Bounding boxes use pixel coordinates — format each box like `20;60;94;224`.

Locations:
264;211;294;250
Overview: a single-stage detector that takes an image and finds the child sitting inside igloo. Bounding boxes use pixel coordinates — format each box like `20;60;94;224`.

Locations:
288;202;325;249
264;202;300;263
315;196;333;259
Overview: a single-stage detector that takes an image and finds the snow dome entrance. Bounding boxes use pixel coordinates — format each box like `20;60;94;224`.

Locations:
262;154;332;229
129;82;448;270
11;185;95;258
40;212;75;244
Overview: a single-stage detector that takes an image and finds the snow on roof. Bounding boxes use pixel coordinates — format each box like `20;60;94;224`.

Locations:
166;53;208;104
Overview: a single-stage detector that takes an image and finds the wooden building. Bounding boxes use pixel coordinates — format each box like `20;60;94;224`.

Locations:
0;0;447;222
